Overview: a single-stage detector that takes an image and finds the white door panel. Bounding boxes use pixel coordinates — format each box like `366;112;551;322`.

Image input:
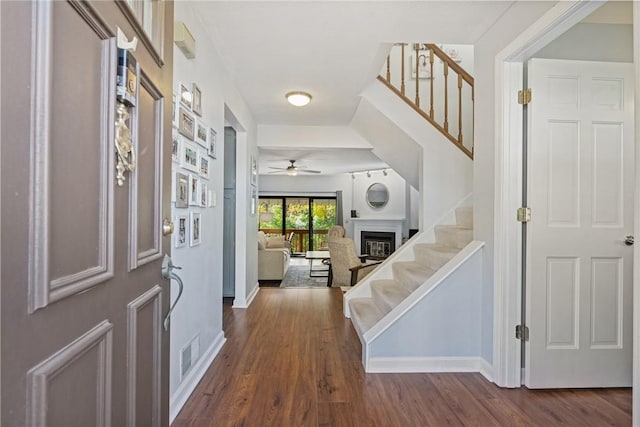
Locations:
526;58;634;388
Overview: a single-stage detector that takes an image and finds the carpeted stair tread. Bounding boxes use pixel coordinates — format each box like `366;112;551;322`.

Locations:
455;206;473;229
371;279;411;314
413;243;460;270
349;298;385;336
392;261;435;292
434;225;473;249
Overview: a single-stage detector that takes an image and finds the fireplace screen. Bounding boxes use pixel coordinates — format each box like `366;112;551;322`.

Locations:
361;231;395;258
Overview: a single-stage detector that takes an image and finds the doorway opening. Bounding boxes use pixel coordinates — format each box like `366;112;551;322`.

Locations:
493;1;637;395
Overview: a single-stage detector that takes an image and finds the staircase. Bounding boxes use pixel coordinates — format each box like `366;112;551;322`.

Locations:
343;205;486;373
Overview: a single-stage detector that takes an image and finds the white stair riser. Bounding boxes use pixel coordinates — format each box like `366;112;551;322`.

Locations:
392;265;432;292
435;227;472;249
455;207;473;229
371;281;410;314
414;247;457;270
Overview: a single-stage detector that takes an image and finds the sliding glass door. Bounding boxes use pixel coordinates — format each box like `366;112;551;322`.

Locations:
258;196;337;255
285;198;310;253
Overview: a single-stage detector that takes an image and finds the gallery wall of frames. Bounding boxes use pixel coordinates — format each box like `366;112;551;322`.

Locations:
172;81;217;249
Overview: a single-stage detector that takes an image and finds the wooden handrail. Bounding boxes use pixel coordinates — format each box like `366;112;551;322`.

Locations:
380;42;474;159
425;43;474;85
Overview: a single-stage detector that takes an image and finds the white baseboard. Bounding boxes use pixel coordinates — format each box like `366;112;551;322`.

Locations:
233;282;259;308
367;356;490;374
246;282;259;306
169;331;226;423
479;358;494;383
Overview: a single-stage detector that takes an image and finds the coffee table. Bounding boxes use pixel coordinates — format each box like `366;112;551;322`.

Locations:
305;251;331;279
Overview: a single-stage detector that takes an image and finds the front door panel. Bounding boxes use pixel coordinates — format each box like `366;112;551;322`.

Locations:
1;1;173;425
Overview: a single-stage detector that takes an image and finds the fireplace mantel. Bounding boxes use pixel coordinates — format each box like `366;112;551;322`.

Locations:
350;218;405;255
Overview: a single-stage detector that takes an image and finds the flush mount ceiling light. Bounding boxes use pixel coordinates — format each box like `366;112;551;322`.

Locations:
286;91;312;107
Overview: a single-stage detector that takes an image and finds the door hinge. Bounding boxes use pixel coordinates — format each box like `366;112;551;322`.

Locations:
516;325;529;341
518;88;532;105
517;207;531;223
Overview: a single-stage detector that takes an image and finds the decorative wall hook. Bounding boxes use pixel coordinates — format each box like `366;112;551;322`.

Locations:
115;102;136;186
117;27;138;52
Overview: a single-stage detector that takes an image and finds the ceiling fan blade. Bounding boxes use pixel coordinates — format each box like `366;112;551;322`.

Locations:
267;170;285;174
299;169;321;174
268;167;287;170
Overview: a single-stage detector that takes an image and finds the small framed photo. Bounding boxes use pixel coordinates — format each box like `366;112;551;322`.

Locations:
199;154;210;179
250;186;257;216
172;129;181;163
208;128;217;159
195;119;207;147
175;172;189;208
175;215;188;248
178;107;195;140
177;82;192;109
250;155;257;186
200;182;208;207
189;174;200;206
192;83;202;116
190;212;201;247
182;140;199;172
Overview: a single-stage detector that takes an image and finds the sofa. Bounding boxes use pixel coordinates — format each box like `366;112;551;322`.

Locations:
258;231;291;281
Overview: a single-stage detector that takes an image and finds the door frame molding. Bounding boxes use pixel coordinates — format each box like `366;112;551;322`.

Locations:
492;0;608;388
632;2;640;423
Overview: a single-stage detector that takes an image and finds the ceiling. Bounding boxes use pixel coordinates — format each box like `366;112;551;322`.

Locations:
259;147;387;175
192;2;518;175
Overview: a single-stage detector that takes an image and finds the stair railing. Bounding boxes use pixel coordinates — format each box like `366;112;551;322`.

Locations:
379;43;474;159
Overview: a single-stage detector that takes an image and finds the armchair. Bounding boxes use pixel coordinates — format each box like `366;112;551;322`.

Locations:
327;236;381;287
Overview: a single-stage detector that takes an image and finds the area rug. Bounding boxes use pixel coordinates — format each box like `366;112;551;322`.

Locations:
280;264;328;288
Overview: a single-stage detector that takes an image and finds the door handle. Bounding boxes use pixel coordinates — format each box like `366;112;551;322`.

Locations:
161;254;184;331
624;235;634;246
163;218;174;236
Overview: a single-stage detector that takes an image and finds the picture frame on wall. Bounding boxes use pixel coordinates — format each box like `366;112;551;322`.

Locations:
250;186;257;215
175;172;189;208
250;155;257;186
192;83;202;116
199;154;209;179
178;107;195;140
190;212;201;247
182;140;199;172
200;182;208;207
172;129;181;163
208;128;217;159
178;82;192;109
175;215;188;248
189;174;200;206
195;119;208;147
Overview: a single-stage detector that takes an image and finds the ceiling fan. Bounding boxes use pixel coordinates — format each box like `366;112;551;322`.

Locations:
268;160;321;176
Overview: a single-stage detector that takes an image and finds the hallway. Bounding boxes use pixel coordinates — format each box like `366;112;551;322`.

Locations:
173;288;631;426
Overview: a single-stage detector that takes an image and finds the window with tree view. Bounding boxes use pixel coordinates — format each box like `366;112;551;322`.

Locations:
258;197;337;254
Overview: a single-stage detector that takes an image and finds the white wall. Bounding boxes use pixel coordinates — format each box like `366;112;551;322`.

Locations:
473;1;556;365
534;23;633;62
170;2;257;421
259;169;410;238
355;80;473;233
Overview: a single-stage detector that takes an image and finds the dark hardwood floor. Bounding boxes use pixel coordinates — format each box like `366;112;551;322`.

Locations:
173;288;631;426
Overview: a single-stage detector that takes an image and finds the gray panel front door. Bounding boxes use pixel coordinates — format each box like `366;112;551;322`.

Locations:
1;1;173;425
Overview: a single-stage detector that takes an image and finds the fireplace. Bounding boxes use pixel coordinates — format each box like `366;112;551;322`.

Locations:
361;231;396;258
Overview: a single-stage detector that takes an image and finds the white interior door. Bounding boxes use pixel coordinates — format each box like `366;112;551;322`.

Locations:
525;58;634;388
